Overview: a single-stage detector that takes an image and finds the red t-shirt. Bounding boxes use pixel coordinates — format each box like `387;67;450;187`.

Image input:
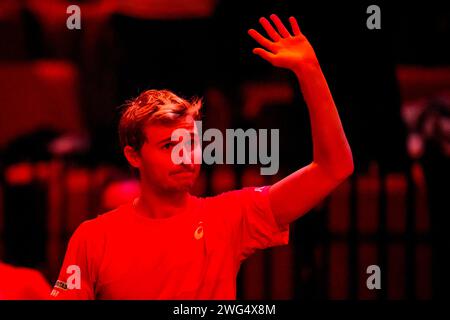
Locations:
51;186;289;300
0;262;51;300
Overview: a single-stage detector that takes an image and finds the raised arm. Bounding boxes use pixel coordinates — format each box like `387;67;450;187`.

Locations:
248;14;354;227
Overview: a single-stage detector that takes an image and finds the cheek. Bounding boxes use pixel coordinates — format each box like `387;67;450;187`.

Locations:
141;149;175;171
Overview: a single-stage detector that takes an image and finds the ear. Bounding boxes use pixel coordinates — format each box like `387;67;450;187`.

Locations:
124;146;141;169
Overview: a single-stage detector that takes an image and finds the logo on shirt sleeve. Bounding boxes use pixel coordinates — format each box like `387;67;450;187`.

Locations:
50;289;60;297
254;186;266;193
54;280;68;291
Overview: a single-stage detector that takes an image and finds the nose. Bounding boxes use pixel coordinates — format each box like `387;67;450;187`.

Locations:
179;144;195;167
180;141;201;167
180;144;192;165
181;161;195;171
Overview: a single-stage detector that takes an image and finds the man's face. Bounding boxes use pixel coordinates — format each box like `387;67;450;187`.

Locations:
132;116;201;193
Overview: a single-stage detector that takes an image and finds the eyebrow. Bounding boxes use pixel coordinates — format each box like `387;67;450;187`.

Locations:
157;137;175;146
157;133;198;146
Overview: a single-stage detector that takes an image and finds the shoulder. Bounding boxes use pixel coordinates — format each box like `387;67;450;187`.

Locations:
16;267;49;289
192;186;270;221
70;202;133;242
197;186;269;205
0;263;50;298
0;263;47;286
193;189;243;214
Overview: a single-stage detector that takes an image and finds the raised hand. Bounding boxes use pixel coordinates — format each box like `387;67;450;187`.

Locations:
248;14;318;72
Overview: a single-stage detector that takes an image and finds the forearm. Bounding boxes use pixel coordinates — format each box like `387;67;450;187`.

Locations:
249;14;354;224
294;63;353;179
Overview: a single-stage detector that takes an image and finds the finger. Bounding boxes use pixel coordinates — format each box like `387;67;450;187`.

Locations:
252;48;276;64
259;17;281;42
270;14;291;38
248;29;276;52
289;16;301;36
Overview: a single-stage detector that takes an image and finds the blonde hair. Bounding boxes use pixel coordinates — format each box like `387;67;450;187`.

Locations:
119;89;202;151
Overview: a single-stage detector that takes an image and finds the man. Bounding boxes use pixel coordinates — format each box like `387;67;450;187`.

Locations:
51;14;353;299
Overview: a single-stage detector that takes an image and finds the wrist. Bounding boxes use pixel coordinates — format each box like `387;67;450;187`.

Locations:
292;60;321;77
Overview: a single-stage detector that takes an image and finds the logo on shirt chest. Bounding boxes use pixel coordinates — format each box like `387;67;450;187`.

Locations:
194;221;204;240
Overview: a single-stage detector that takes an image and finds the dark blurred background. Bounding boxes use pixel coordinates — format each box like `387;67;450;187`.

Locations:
0;0;449;299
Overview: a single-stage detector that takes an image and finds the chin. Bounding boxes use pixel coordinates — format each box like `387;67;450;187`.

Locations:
178;181;196;192
166;172;199;192
167;179;195;192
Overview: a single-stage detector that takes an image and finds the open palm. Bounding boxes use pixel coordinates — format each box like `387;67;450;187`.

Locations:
248;14;318;71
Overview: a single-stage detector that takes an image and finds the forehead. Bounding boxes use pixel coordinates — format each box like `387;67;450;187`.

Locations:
143;116;198;143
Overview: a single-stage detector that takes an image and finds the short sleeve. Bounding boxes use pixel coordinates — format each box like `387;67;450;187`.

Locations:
24;269;52;299
50;221;97;300
232;186;290;262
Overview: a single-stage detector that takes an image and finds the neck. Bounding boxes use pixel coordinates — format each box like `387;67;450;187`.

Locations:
135;181;190;219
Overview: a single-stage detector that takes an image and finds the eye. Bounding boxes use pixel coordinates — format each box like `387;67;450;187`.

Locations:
162;142;174;150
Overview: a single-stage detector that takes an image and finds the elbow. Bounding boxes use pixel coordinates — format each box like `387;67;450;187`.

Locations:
327;155;354;183
338;144;354;180
343;160;354;178
316;149;355;183
335;156;354;181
